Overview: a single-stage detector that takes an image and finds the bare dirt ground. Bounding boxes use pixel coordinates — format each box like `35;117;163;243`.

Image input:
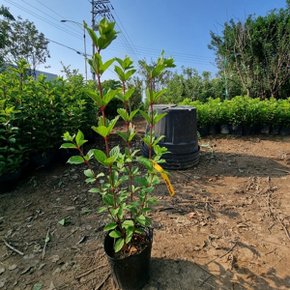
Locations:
1;126;290;290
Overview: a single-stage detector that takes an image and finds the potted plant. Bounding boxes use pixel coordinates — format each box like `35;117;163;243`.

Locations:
61;19;175;290
0;102;25;192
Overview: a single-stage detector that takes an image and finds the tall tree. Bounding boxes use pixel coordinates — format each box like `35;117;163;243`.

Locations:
209;6;290;99
0;5;14;67
0;16;50;74
0;5;14;20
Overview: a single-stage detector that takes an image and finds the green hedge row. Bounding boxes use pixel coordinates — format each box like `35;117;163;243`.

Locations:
0;66;97;176
181;96;290;135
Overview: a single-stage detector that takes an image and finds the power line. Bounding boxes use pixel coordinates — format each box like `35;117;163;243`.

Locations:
112;11;138;59
20;0;81;37
47;38;85;56
4;0;82;39
34;0;67;20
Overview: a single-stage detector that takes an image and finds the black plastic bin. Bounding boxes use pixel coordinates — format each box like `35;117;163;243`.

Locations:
142;104;200;170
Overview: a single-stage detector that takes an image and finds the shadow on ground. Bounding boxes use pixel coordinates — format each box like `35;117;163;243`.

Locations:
195;151;290;178
143;258;290;290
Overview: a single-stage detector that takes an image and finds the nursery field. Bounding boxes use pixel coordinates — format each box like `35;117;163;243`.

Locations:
1;125;290;289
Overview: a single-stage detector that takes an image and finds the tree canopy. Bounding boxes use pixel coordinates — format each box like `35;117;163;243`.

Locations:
0;9;49;74
209;5;290;99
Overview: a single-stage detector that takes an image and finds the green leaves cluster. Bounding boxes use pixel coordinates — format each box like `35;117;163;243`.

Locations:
0;59;99;175
181;96;290;132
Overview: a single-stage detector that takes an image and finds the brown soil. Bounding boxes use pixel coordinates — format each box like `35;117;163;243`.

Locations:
1;127;290;290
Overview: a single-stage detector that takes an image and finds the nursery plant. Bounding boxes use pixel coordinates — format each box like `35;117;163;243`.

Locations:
61;19;175;289
0;101;24;176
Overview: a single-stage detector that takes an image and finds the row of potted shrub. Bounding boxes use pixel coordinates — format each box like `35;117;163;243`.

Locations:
181;96;290;136
0;63;98;188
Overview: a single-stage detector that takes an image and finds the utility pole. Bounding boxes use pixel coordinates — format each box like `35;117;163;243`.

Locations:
90;0;115;80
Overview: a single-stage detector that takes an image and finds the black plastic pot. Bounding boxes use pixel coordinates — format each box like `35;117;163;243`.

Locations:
104;229;153;290
280;126;290;136
141;105;200;170
209;125;219;135
0;169;22;193
30;149;56;169
271;125;280;135
198;126;209;137
0;159;31;194
231;124;243;136
220;124;230;135
260;124;270;135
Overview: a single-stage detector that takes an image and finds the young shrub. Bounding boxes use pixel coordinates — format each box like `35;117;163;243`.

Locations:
61;19;175;254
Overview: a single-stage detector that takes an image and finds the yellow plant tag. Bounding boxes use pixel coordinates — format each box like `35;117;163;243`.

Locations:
152;161;175;197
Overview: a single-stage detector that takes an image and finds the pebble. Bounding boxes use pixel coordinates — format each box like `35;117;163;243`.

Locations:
49;255;60;263
23;254;35;260
0;267;5;275
8;264;17;271
52;267;61;276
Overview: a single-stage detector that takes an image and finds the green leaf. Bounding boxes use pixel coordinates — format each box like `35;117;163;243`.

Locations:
153;113;167;125
130;109;139;120
110;146;120;157
124;88;135;101
104;222;117;231
114;66;126;81
93;149;107;164
103;194;114;206
67;156;85;165
117;108;130;121
138;156;152;170
125;229;133;244
152;89;167;103
84;169;94;178
89;187;100;193
103;89;117;106
108;116;120;133
60;143;77;149
101;58;115;74
75;130;87;147
134;176;148;187
117;131;129;142
58;218;69;226
109;230;122;238
139;110;151;124
92;125;109;138
63;132;74;142
86;89;102;106
114;238;125;252
122;220;134;229
97;206;107;213
136;214;147;226
84;21;99;50
125;69;136;80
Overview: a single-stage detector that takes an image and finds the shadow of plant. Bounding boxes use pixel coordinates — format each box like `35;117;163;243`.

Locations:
143;258;290;290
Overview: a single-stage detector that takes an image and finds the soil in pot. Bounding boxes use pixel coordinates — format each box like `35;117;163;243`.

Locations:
104;228;153;290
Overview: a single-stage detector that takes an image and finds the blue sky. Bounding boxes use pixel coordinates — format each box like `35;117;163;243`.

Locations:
3;0;287;79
